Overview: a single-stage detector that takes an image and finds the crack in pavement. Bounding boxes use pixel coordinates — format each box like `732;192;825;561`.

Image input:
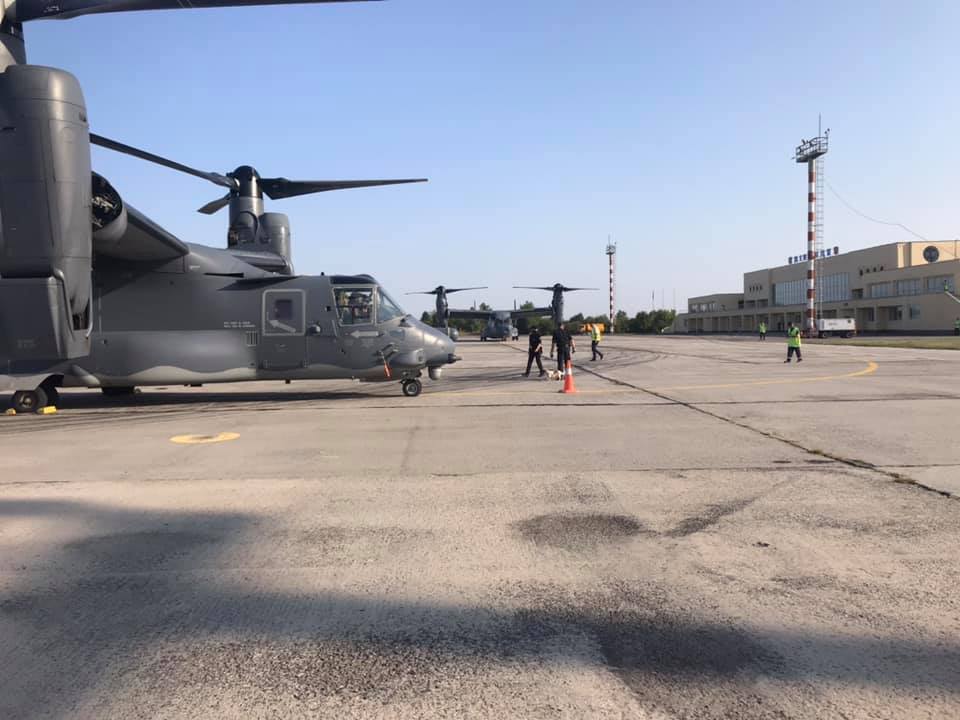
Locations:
572;361;956;501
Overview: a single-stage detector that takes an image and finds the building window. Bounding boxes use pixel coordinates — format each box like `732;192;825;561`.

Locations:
817;273;850;303
887;306;903;321
870;282;894;299
864;307;875;322
774;279;805;306
909;305;921;320
897;278;922;296
926;275;956;293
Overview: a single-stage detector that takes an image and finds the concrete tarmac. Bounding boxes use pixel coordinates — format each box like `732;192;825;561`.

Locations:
1;335;958;719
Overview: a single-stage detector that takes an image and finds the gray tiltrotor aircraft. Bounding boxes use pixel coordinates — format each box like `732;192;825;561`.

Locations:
514;284;599;327
406;285;488;342
0;0;459;412
414;285;552;341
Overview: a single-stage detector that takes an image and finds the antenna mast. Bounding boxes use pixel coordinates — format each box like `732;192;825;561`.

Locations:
606;237;617;332
793;122;829;336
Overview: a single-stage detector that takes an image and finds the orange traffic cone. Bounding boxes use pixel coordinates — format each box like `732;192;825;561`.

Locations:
561;359;577;394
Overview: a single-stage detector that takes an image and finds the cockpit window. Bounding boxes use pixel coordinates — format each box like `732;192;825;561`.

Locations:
334;286;374;325
378;288;406;323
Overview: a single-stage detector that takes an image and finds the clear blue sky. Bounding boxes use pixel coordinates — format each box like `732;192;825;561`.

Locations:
23;0;960;318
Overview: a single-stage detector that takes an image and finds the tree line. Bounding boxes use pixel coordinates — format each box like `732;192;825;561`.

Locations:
419;301;676;335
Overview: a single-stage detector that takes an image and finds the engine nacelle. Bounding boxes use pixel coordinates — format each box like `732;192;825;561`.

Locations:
260;212;292;271
0;65;92;365
91;172;128;252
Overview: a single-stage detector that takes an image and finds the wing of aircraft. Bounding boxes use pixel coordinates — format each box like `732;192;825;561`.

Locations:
448;308;493;321
93;204;189;261
510;307;553;320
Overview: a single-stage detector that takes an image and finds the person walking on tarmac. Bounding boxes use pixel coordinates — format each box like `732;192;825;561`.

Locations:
550;323;575;375
523;327;546;377
590;323;604;361
954;317;959;336
758;321;767;341
784;322;802;363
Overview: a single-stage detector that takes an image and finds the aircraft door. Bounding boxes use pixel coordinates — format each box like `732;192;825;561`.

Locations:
333;285;384;371
260;289;306;370
305;288;340;368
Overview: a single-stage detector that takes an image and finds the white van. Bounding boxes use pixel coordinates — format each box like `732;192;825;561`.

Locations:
817;318;856;338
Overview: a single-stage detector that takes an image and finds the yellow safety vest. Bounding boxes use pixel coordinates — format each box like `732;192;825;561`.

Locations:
591;325;602;342
787;327;802;348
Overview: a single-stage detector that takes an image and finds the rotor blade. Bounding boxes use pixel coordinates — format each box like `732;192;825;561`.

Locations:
559;287;600;292
259;178;428;200
90;134;236;190
445;287;488;294
14;0;379;23
197;193;232;215
512;286;556;291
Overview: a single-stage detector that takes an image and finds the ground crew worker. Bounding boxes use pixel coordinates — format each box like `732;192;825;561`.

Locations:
523;327;546;377
784;322;802;363
954;317;959;336
550;323;575;375
758;321;767;341
590;323;604;361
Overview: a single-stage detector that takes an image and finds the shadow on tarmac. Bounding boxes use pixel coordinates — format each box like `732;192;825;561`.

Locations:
1;498;957;719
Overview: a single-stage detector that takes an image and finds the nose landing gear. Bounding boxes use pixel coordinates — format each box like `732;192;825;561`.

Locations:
401;378;422;397
10;379;61;413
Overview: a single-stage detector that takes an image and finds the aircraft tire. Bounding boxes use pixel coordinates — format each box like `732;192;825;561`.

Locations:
12;388;47;414
402;379;422;397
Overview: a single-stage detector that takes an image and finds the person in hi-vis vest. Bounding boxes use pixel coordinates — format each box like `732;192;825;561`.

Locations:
590;323;604;361
784;322;802;363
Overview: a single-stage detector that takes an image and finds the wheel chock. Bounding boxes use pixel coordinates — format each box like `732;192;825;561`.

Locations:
38;406;57;415
4;408;15;416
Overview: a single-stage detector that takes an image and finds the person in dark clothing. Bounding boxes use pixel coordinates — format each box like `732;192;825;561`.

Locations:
523;328;546;377
550;323;575;374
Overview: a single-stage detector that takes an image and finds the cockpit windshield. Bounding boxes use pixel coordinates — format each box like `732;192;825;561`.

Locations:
378;288;406;323
334;286;374;325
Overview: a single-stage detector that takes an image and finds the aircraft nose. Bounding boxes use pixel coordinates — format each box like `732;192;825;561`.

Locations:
423;325;458;366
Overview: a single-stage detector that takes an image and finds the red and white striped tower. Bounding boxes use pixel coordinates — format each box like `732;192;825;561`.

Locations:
794;128;829;337
806;159;816;334
606;239;617;332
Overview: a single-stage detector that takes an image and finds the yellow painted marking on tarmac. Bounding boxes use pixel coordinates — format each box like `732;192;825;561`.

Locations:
651;361;879;392
170;432;240;445
434;361;878;397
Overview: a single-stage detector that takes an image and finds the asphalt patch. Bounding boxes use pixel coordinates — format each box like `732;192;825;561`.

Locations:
63;529;218;571
514;512;648;550
513;581;787;719
667;497;758;538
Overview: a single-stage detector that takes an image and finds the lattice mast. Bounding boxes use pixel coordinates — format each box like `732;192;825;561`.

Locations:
606;238;617;333
794;122;829;336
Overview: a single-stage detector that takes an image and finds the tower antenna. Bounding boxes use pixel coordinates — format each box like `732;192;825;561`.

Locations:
793;121;829;336
606;237;617;332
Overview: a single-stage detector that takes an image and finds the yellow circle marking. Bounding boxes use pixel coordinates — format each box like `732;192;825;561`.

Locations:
170;432;240;445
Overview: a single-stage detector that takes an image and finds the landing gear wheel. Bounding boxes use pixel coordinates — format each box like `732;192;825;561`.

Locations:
12;388;47;414
101;386;136;397
402;379;422;397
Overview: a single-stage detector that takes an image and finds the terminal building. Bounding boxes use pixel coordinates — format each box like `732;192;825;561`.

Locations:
675;241;960;334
